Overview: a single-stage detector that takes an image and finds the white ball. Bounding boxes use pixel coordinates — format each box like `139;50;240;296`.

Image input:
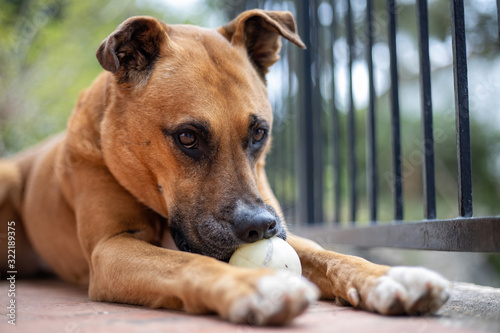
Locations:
229;237;302;276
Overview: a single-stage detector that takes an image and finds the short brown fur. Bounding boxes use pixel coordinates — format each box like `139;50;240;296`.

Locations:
0;10;448;325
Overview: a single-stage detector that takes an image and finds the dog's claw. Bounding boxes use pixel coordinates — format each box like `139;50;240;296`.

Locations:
347;287;360;307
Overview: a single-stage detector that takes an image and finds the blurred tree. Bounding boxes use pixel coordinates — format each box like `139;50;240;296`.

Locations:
1;0;499;221
0;0;145;154
0;0;219;156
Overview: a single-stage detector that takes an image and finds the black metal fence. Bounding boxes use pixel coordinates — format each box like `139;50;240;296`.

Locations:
230;0;500;252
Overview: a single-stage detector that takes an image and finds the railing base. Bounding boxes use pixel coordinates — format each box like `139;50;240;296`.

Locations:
290;217;500;252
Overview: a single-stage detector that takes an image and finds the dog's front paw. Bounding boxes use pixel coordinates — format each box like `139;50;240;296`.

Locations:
226;270;319;325
361;266;450;315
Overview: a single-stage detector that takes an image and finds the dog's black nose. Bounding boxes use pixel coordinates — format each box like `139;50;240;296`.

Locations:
233;208;278;243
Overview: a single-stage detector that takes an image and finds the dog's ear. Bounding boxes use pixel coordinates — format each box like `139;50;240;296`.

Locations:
218;10;305;78
96;16;168;85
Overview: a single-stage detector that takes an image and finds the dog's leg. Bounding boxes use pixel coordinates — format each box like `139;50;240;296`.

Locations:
89;234;318;324
287;234;450;315
0;161;41;276
75;167;318;326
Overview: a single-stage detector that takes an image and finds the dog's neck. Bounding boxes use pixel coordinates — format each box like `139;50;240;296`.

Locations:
65;72;113;167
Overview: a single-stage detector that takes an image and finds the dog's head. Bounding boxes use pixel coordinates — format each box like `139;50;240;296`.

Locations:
95;10;304;261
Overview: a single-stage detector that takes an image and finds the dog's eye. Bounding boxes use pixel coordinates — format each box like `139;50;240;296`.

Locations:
253;128;267;143
178;131;198;149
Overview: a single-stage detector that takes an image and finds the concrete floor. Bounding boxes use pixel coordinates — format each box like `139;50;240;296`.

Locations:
1;279;498;333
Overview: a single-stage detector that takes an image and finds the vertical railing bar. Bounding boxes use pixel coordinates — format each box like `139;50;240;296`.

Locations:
366;0;378;224
286;32;298;223
416;0;437;220
331;0;341;224
497;0;500;43
269;101;278;199
279;43;288;220
346;0;357;223
451;0;473;217
311;0;324;224
333;98;342;224
297;0;315;224
387;0;404;221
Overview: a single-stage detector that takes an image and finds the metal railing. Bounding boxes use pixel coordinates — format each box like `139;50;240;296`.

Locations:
232;0;500;252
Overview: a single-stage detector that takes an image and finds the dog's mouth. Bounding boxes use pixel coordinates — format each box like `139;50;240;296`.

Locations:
169;227;192;253
168;213;286;262
168;217;240;262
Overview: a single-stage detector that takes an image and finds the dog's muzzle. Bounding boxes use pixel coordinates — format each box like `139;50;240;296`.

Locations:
168;202;286;262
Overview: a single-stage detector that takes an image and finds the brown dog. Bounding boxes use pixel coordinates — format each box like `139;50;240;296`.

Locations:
0;10;449;325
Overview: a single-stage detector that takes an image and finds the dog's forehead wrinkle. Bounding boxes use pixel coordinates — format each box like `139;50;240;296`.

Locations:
248;114;270;129
169;118;211;138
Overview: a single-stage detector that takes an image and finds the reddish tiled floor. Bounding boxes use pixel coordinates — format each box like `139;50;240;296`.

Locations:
0;280;489;333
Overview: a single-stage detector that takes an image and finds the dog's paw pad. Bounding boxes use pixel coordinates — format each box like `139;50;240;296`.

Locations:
227;271;319;325
365;266;450;315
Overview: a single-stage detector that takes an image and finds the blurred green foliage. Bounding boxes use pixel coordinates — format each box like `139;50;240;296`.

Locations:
0;0;499;222
0;0;217;155
0;0;146;153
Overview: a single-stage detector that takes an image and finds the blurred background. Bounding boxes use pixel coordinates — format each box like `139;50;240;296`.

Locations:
1;0;499;286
